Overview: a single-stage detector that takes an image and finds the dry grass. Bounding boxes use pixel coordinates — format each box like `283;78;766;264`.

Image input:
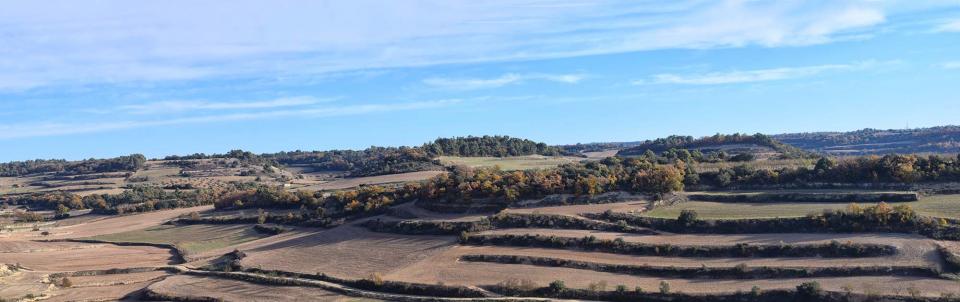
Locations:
645;194;960;219
438;155;581;171
0;241;176;271
88;224;271;256
29;205;214;239
644;200;850;219
294;171;445;191
148;274;383;302
691;158;814;173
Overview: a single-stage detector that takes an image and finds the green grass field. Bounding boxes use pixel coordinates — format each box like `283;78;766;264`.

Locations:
438;155;580;171
88;224;270;255
644;194;960;219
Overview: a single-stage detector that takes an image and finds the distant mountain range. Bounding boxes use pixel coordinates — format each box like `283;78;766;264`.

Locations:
773;126;960;156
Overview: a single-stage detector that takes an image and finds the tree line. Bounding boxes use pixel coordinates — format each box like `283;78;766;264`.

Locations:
697;154;960;187
0;154;146;177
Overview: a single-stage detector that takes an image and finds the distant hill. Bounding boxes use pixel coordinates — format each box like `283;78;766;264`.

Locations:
617;133;810;159
773;126;960;156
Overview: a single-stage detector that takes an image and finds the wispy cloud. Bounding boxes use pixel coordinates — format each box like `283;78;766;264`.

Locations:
0;99;459;139
117;96;334;114
936;19;960;32
634;61;890;85
1;1;948;92
423;73;584;90
939;61;960;69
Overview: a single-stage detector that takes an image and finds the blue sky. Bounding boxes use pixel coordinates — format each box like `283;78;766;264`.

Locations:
1;0;959;161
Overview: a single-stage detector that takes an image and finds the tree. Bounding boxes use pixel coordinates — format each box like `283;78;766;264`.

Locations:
54;204;70;219
678;210;699;227
796;281;821;299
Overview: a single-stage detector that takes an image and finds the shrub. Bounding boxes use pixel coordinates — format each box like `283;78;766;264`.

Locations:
548;280;565;293
796;281;821;299
659;281;670;294
59;277;73;288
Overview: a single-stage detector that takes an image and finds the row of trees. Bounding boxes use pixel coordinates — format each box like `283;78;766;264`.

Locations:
3;183;252;217
699;154;960;187
421;135;569;157
0;154;146;177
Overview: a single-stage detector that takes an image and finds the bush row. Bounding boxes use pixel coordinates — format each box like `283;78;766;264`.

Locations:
240;267;487;298
587;208;960;241
362;213;657;236
939;245;960;273
686;192;918;203
487;283;958;302
460;234;897;258
252;224;289;235
462;254;940;279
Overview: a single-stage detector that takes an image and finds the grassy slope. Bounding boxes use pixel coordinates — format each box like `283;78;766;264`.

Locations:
645;194;960;219
88;224;269;255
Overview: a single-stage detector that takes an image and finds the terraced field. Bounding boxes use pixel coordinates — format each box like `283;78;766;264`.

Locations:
4;188;960;301
645;193;960;219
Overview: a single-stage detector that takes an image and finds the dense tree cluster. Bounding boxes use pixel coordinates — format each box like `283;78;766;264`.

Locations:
0;154;146;177
618;133;809;160
215;158;686;223
418;158;684;205
265;146;440;176
421;135;569;157
699;154;960;187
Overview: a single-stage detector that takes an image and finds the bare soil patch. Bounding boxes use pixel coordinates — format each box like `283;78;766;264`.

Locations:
296;171;445;191
2;241;175;271
503;200;648;216
23;205;215;239
240;225;455;279
148;274;382;302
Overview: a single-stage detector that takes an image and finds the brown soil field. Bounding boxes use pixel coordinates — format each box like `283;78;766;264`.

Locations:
1;241;176;271
239;224;455;279
388;248;960;297
7;205;215;239
0;271;50;300
44;280;155;302
66;270;169;287
434;244;932;270
389;202;491;222
39;270;171;302
294;171;445;191
502;200;649;215
582;150;619;159
148;275;382;302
